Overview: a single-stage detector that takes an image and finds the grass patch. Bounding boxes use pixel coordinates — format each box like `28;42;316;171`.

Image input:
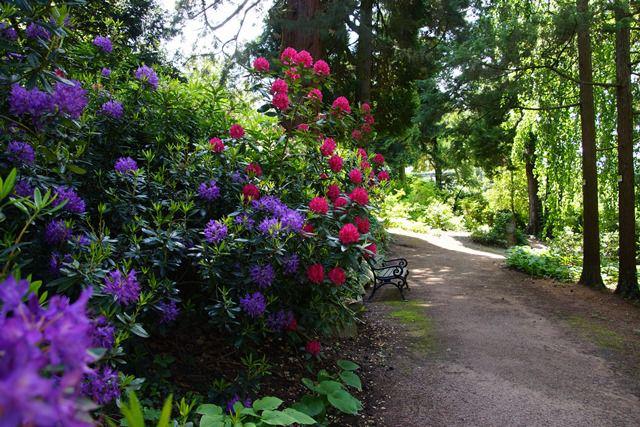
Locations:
567;315;625;351
384;300;436;353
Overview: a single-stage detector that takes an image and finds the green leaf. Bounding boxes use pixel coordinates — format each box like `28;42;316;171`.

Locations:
67;163;87;174
196;403;222;416
0;168;16;200
316;380;342;395
282;408;316;425
292;396;325;417
327;389;362;415
157;394;173;427
130;323;149;338
199;415;225;427
339;371;362;391
301;378;317;392
252;396;283;411
337;360;360;371
260;410;296;425
120;392;145;427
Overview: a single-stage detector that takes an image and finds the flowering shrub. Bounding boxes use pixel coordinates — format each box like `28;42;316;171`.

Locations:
0;1;391;422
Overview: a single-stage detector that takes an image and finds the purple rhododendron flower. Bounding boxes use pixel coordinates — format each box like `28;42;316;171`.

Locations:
14;179;34;197
52;187;86;214
267;310;295;332
0;22;17;40
226;395;252;413
234;214;255;230
0;276;94;426
9;84;54;118
93;35;112;53
82;366;120;405
239;292;266;318
282;254;299;275
101;67;111;77
204;219;228;243
103;269;140;305
280;210;304;232
249;264;275;288
257;217;281;235
100;100;123;119
158;300;180;324
44;219;71;245
198;180;220;201
53;80;88;119
134;65;159;89
231;171;247;184
25;23;50;40
91;316;115;349
114;156;138;173
6;141;35;165
49;252;72;276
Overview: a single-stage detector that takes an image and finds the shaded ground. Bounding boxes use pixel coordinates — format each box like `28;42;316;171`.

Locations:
358;229;640;426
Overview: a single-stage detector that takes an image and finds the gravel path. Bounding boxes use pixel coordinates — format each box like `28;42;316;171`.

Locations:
365;229;640;427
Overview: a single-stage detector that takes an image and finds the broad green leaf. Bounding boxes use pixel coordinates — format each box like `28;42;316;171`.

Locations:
252;396;283;411
292;396;324;417
196;405;223;417
282;408;316;425
339;371;362;391
316;380;342;395
337;360;360;371
260;410;296;425
327;389;362;415
199;415;225;427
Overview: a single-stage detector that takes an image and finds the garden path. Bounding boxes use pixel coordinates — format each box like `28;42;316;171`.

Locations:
364;229;640;426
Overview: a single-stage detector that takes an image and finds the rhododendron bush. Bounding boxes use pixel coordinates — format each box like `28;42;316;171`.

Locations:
0;1;391;423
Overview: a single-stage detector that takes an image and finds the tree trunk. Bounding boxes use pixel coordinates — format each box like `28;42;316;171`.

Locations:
576;0;604;288
431;138;443;189
281;0;322;58
614;1;639;298
524;132;543;236
356;0;373;103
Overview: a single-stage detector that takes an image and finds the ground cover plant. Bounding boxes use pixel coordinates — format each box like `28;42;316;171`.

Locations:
0;1;391;424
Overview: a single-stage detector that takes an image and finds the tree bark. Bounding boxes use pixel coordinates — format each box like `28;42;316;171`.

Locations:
576;0;604;288
524;132;543;236
614;0;639;298
356;0;373;103
281;0;322;58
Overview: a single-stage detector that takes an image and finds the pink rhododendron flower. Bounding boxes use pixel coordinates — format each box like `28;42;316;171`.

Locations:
364;114;375;125
378;170;390;181
302;223;315;234
242;184;260;202
209;137;225;153
339;223;360;245
230;124;245;139
272;92;290;110
280;47;297;64
295;50;313;67
285;68;301;80
334;196;348;208
313;60;330;76
306;340;322;355
327;184;341;201
331;96;351;114
309;197;329;214
307;88;323;102
245;162;262;177
362;102;371;113
372;153;385;165
361;160;371;170
307;264;325;284
320;138;336;156
253;57;270;72
357;147;368;158
364;243;377;259
352;129;362;141
271;78;288;94
348;168;363;184
287;317;298;331
349;187;369;205
328;267;346;286
355;216;371;234
328;155;343;172
319;173;329;180
297;123;309;131
362;123;372;133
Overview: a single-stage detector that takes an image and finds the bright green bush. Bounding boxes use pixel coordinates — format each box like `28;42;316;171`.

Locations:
506;246;575;281
471;211;527;247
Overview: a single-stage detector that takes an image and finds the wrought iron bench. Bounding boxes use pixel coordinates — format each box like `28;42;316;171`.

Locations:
366;257;409;301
